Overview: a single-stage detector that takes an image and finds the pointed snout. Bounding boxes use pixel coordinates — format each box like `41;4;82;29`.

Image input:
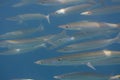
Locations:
53;75;61;79
58;25;65;29
34;60;42;64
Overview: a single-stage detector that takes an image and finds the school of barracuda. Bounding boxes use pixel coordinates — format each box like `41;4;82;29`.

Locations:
0;0;120;80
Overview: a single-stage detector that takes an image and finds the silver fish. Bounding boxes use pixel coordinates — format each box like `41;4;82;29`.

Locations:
0;26;43;40
59;21;120;31
35;50;120;69
12;0;95;7
58;33;120;53
0;43;46;55
81;5;120;15
52;3;94;16
6;13;50;23
38;0;95;5
48;29;119;49
54;72;110;80
12;78;34;80
110;75;120;80
0;34;53;48
12;0;38;7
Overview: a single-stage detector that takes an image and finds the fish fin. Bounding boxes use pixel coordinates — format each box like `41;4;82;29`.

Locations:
38;24;44;31
47;30;68;49
46;15;50;24
37;43;47;48
86;62;96;70
115;33;120;43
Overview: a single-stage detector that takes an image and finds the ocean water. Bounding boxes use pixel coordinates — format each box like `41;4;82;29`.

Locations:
0;0;120;80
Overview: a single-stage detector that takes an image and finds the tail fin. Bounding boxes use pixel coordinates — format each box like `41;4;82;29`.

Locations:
115;33;120;43
46;30;69;49
46;15;50;24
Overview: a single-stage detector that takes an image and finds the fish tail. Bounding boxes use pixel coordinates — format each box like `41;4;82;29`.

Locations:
47;30;68;49
115;33;120;43
46;15;50;24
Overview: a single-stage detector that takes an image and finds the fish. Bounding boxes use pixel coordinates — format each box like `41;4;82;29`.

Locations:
52;3;94;16
0;43;46;55
48;29;119;49
37;0;96;6
35;50;120;69
58;33;120;53
54;72;110;80
0;34;54;48
12;0;38;7
0;26;43;40
6;13;50;23
80;5;120;15
45;30;75;49
12;78;34;80
12;0;95;7
110;75;120;80
58;21;120;31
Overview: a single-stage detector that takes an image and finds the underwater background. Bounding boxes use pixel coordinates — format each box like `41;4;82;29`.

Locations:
0;0;120;80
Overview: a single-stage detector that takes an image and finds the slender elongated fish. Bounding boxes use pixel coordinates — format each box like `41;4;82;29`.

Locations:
0;35;54;48
58;33;120;53
59;21;120;31
110;75;120;80
0;26;43;40
81;5;120;15
54;72;110;80
54;72;120;80
12;78;34;80
45;30;75;49
0;43;46;55
6;13;50;23
38;0;96;6
48;29;119;49
12;0;38;7
12;0;95;7
35;50;120;69
52;3;94;16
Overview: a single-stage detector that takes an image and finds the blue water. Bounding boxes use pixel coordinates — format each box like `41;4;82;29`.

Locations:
0;0;120;80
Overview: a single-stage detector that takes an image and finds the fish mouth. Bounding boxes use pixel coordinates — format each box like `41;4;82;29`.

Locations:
34;60;42;64
53;75;61;79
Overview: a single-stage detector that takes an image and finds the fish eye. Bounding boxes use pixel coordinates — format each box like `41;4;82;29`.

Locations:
57;58;62;61
65;25;69;28
55;12;58;14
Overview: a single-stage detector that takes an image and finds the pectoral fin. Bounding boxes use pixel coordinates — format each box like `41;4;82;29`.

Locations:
86;62;96;70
